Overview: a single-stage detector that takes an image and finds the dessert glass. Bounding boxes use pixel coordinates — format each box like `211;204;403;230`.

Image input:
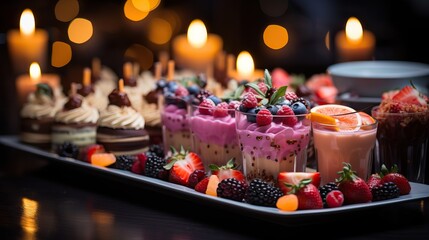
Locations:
372;106;429;183
189;104;242;170
235;110;311;184
312;112;378;185
160;96;192;154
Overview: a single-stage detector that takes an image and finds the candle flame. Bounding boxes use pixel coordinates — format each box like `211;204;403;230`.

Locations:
187;19;207;48
345;17;363;43
236;51;254;78
29;62;41;82
20;9;35;36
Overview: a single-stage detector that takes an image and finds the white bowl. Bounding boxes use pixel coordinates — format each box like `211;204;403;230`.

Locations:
327;61;429;97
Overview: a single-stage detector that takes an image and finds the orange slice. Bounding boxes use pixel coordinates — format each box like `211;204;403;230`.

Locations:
310;104;362;131
91;153;116;167
205;175;220;197
276;194;298;211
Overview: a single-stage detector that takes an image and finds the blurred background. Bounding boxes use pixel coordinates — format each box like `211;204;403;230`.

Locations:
1;0;429;134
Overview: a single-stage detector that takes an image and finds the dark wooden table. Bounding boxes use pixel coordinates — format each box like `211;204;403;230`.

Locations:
1;145;429;240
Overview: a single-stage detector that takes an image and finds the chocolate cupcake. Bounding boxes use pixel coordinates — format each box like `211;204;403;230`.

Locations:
51;91;99;151
97;82;150;156
20;83;64;149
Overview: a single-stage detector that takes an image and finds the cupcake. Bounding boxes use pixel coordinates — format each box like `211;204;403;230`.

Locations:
20;83;64;149
91;57;117;97
97;79;150;156
51;85;99;151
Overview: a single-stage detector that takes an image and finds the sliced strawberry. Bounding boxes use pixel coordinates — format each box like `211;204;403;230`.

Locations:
392;85;427;105
164;147;205;186
277;172;321;194
194;177;210;193
382;89;399;100
209;159;245;183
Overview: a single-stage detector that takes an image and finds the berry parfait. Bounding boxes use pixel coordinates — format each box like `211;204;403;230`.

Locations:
235;70;311;184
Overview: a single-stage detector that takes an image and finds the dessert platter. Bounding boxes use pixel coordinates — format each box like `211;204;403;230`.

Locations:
2;66;429;225
1;135;429;224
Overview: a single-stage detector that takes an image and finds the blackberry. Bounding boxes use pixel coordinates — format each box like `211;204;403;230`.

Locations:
188;169;207;189
144;155;168;180
372;182;400;201
148;144;165;158
115;155;136;171
196;89;212;103
245;179;284;207
290;97;311;110
56;142;79;159
319;182;339;207
217;178;247;202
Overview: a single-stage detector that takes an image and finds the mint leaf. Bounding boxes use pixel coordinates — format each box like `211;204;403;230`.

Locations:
264;69;272;88
269;86;287;105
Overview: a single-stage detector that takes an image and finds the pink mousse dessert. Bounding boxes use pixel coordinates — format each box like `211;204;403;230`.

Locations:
161;101;192;152
235;70;312;184
189;97;242;170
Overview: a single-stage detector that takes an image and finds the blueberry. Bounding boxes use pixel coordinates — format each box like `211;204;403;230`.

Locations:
246;107;260;123
156;79;167;90
239;104;248;113
207;95;221;105
291;102;308;116
277;99;291;106
266;105;279;115
187;85;200;95
166;81;178;93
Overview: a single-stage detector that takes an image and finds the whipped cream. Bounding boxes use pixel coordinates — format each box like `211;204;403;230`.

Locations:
98;105;145;129
55;100;99;124
21;93;63;119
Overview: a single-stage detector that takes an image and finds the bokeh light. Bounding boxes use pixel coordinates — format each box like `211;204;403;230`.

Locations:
325;31;330;50
131;0;150;12
124;0;149;21
124;44;154;70
68;18;93;44
51;41;72;67
55;0;79;22
148;17;172;45
259;0;288;17
263;24;288;50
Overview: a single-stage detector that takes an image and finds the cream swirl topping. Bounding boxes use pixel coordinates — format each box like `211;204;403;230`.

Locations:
98;105;145;129
20;93;60;119
55;101;99;124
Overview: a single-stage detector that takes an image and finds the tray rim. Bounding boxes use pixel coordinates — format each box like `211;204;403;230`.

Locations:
1;135;429;222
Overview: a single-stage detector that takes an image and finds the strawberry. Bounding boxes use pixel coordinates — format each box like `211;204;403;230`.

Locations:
379;164;411;195
131;152;148;174
194;177;210;193
382;89;400;100
287;179;323;210
277;171;321;195
366;173;382;190
163;146;205;186
392;85;427;106
209;159;245;183
336;163;372;204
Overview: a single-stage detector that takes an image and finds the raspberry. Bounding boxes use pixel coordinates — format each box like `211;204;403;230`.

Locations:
325;190;344;208
217;178;247;202
213;102;229;117
242;92;258;108
174;85;189;97
276;105;298;127
228;100;240;110
198;98;215;115
256;108;272;126
285;92;298;100
319;182;339;207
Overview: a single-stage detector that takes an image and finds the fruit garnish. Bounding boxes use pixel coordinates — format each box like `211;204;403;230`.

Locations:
188;169;207;188
79;144;105;163
205;175;220;197
276;194;298;211
277;171;321;194
366;173;382;190
216;178;247;202
195;177;210;193
56;141;79;159
310;104;362;131
209;159;245;183
318;182;339;207
391;85;427;106
325;190;344;208
245;179;284;207
286;179;323;210
163;146;205;186
91;153;116;167
359;112;376;125
335;162;372;204
371;182;400;201
108;89;131;107
306;112;337;126
35;83;53;99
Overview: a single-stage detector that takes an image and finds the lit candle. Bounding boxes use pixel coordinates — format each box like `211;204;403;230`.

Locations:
172;19;223;73
335;17;375;62
7;9;48;74
229;51;263;82
16;62;60;106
